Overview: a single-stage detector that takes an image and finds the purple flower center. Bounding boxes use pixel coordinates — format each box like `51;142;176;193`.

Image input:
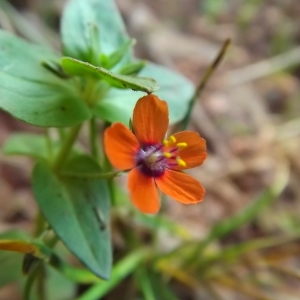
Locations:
136;144;167;177
135;137;187;177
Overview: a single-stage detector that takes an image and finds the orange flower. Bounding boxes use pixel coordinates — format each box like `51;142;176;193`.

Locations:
104;94;207;214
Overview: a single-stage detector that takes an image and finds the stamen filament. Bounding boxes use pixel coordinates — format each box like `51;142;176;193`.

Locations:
169;148;178;153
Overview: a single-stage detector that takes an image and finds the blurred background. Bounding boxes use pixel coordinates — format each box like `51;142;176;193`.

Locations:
1;0;300;299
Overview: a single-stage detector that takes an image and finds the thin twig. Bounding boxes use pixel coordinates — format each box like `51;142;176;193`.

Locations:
181;38;231;130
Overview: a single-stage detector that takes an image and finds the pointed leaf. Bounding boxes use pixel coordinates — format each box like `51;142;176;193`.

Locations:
0;30;91;127
32;156;111;279
102;39;135;70
61;57;159;93
93;62;195;124
61;0;132;65
119;60;146;76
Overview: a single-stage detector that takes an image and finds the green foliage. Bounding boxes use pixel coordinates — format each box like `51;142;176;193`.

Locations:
43;267;76;300
0;231;29;287
61;57;159;93
0;0;222;297
118;60;147;75
101;39;135;70
3;133;54;160
61;0;132;65
0;30;91;127
32;156;111;279
60;0;194;125
78;249;149;300
94;62;195;124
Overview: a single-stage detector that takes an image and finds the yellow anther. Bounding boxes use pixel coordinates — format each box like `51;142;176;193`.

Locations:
163;139;169;146
163;136;176;146
169;135;176;143
177;142;187;149
176;157;186;167
163;152;172;158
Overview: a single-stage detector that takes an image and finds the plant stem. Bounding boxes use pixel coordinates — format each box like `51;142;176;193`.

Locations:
89;117;99;160
61;170;122;179
44;129;53;161
58;128;66;142
181;39;231;130
23;232;60;300
24;262;42;300
52;124;82;172
36;264;47;300
34;212;46;237
102;122;118;206
106;160;117;207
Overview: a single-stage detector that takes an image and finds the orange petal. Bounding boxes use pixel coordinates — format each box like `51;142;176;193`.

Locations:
156;169;205;204
127;168;160;214
132;94;169;144
104;123;139;170
171;131;207;170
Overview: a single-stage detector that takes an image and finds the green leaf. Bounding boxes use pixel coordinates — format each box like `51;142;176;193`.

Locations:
0;0;53;47
102;39;135;70
32;156;111;279
28;264;76;300
87;23;101;66
61;57;159;93
44;267;76;300
0;30;91;127
119;60;146;76
0;230;29;287
61;0;132;65
3;133;52;160
93;62;195;124
3;132;82;162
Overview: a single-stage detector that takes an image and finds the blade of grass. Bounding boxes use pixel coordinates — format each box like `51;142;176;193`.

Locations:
269;265;300;281
148;270;180;300
77;248;150;300
136;268;156;300
158;162;289;267
181;38;231;130
199;230;300;272
155;260;199;289
47;253;100;284
214;277;274;300
184;163;289;268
